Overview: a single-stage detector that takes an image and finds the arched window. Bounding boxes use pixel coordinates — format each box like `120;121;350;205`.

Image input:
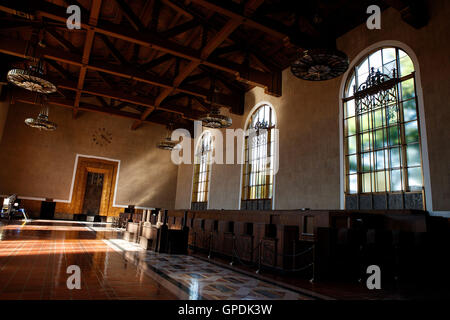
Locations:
241;103;276;210
191;131;212;210
343;47;425;210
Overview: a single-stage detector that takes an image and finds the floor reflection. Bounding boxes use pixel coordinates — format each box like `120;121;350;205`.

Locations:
0;220;176;300
103;239;316;300
0;219;316;300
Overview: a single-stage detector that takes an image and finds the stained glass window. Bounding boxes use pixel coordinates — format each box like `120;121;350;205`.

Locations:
343;47;423;196
241;104;276;202
192;131;212;204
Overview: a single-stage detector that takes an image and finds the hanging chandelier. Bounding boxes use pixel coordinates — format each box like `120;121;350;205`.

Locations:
7;28;56;94
200;107;232;129
156;124;179;151
24;95;57;131
290;48;349;81
7;60;57;94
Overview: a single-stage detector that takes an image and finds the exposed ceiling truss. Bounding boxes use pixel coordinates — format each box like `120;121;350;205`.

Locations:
0;0;429;130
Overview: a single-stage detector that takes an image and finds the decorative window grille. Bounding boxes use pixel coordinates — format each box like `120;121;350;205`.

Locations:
343;48;424;210
191;132;213;209
241;104;276;210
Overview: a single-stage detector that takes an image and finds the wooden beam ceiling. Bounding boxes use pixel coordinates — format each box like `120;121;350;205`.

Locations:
163;0;285;80
187;0;291;43
0;0;415;130
0;0;281;96
73;0;102;119
0;37;242;114
131;0;267;129
14;90;194;133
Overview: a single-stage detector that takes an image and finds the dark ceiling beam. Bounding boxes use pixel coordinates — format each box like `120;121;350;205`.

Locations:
164;0;284;84
160;0;194;19
96;96;110;108
383;0;428;28
0;37;243;110
192;95;212;111
183;72;210;84
45;59;75;80
0;1;279;95
132;14;247;130
99;34;129;66
0;35;239;106
243;0;265;16
210;44;242;57
0;20;32;31
53;80;201;120
159;20;201;38
187;0;291;44
96;71;117;89
140;54;174;70
113;0;145;32
73;0;102;118
206;56;281;97
16;93;194;133
15;93;144;122
149;0;162;32
250;50;279;73
45;28;79;53
116;101;128;110
199;65;246;93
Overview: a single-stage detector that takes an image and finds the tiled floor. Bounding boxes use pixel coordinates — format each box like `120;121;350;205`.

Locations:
0;219;318;300
104;239;318;300
0;220;176;300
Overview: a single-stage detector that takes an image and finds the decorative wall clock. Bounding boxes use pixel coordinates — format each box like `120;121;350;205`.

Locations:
92;127;112;146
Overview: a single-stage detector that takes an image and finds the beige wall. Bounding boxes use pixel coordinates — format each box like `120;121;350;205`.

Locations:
0;101;178;209
337;1;450;212
175;2;450;214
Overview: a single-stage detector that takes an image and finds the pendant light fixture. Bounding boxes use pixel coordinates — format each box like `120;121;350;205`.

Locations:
24;95;57;131
291;48;349;81
199;77;232;128
200;106;232;129
156;123;180;151
7;28;56;94
7;59;56;94
7;27;58;131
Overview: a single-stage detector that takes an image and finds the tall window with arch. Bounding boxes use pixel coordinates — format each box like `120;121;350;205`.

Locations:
343;47;425;210
241;104;276;210
191;131;213;210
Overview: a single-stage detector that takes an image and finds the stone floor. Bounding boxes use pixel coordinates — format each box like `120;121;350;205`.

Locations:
0;219;319;300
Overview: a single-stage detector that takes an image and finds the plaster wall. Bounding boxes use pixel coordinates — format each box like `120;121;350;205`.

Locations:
175;2;450;214
0;101;178;209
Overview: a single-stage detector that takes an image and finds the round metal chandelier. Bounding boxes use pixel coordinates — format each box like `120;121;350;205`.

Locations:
156;137;179;151
24;95;57;131
7;60;57;94
200;107;232;129
290;48;349;81
156;124;180;151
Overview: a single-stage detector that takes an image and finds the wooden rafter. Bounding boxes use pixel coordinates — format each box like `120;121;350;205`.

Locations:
45;59;75;80
99;34;129;66
187;0;291;43
113;0;145;32
45;28;79;53
162;0;284;85
159;19;201;38
140;54;173;70
0;37;242;112
131;0;268;129
131;17;245;130
0;0;281;96
73;0;102;118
